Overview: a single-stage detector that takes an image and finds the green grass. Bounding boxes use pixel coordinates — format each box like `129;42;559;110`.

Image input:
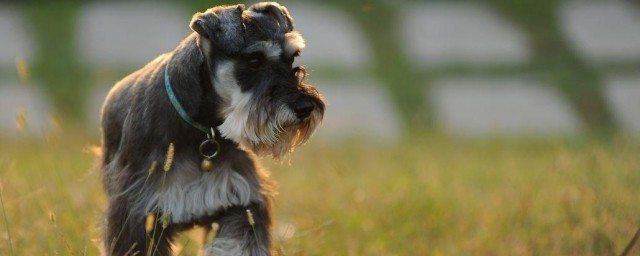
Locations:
1;130;639;255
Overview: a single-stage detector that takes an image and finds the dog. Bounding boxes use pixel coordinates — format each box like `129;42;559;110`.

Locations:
99;2;325;255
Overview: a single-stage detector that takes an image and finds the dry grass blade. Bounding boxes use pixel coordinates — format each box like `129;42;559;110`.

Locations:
293;219;334;239
109;212;135;255
123;242;138;256
164;143;175;172
207;222;220;242
0;182;15;256
145;214;156;234
247;209;258;242
48;210;75;255
15;105;27;132
175;239;191;256
82;236;87;256
15;57;30;85
620;227;640;256
151;212;171;256
246;209;256;226
161;143;175;189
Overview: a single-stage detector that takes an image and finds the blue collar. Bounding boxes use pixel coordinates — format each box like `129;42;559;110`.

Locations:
164;57;211;134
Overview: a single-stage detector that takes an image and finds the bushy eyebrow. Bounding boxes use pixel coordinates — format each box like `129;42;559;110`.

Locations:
243;41;282;60
284;31;305;57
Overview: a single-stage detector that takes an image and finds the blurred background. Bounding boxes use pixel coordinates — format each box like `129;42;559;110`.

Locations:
1;0;640;255
2;0;639;139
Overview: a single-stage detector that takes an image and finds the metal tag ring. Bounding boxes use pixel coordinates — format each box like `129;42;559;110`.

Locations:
199;139;220;159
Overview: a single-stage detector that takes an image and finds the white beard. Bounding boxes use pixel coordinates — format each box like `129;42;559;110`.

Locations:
213;61;322;158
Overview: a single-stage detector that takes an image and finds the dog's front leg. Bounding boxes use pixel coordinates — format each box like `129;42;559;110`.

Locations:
104;199;150;255
204;202;271;256
105;200;175;256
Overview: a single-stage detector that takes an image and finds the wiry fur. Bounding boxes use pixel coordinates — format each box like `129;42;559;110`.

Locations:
284;31;306;56
215;60;322;158
99;2;324;256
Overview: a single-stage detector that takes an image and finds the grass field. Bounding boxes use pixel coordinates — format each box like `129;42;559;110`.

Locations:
1;131;639;255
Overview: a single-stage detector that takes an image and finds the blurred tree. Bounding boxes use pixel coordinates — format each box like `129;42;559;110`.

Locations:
15;0;620;136
25;0;89;123
486;0;617;135
327;0;433;131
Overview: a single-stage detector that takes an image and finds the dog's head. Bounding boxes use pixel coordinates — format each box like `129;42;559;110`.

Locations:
189;2;325;158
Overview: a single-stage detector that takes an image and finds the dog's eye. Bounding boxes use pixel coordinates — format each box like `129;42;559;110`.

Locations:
247;53;265;69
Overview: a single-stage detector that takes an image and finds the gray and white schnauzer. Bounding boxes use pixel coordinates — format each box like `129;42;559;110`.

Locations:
99;2;325;255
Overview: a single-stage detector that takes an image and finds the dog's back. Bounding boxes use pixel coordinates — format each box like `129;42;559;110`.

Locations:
100;54;168;170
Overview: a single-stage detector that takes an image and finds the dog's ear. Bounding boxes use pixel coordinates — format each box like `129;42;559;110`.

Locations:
190;4;246;54
189;16;210;39
248;2;295;33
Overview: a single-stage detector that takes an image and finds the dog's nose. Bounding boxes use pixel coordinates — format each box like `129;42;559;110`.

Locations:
293;98;314;119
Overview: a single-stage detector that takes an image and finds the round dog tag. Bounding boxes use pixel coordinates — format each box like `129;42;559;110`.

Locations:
199;139;219;172
201;158;214;172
